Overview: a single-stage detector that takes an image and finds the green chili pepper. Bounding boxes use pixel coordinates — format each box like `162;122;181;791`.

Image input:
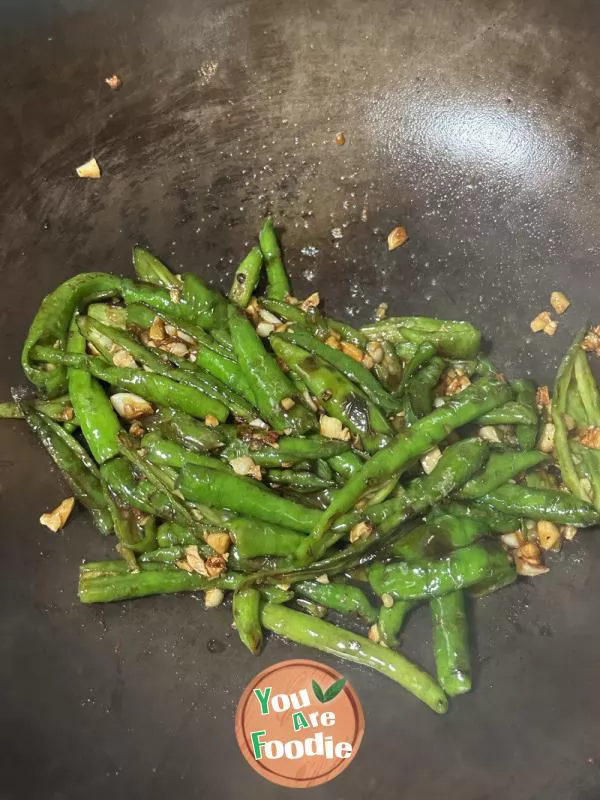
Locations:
362;316;481;359
458;450;548;499
233;587;263;654
132;246;178;288
374;341;404;392
396;341;437;396
229;247;263;307
369;540;513;601
328;319;369;349
67;317;122;464
294;598;328;617
280;327;400;414
299;378;512;561
23;405;112;534
261;603;448;714
431;591;471;696
431;502;519;534
475;484;600;525
511;378;539;450
22;272;122;397
477;401;538;426
103;482;157;554
30;347;231;423
377;600;415;647
270;336;392;451
406;357;446;418
178;466;322;533
222;434;349;468
294;580;376;623
100;457;179;520
141;432;230;472
153;407;226;452
327;450;365;479
388;515;489;560
157;521;198;547
0;396;75;422
78;561;242;603
266;469;334;491
259;217;290;300
228;305;314;433
229;518;305;558
87;303;128;330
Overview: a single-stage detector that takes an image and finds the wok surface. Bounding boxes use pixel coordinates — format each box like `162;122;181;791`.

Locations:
1;0;600;797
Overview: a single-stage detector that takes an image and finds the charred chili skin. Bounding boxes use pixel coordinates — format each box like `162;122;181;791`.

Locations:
431;591;472;696
22;272;122;397
228;305;315;433
270;336;393;451
388;515;490;560
297;378;512;563
261;603;448;714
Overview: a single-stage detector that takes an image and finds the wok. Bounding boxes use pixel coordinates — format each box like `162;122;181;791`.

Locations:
1;0;600;797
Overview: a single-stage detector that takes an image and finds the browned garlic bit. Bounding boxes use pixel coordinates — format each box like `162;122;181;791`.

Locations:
230;456;262;480
315;574;330;584
205;555;228;578
577;426;600;450
349;521;373;543
550;291;570;315
582;326;600;356
439;367;471;396
368;624;381;643
536;520;561;551
300;292;320;312
387;226;409;251
40;497;75;533
149;317;166;342
183;545;208;576
161;341;189;357
128;420;145;437
366;341;384;364
76;158;101;179
335;132;346;146
169;287;181;304
530;311;552;333
280;397;296;411
340;341;364;362
104;74;122;90
513;540;549;576
319;415;351;441
536;385;551;409
203;531;231;554
112;349;137;368
325;334;342;350
543;318;558;336
204;414;219;428
375;302;388;321
110;392;153;420
478;425;502;444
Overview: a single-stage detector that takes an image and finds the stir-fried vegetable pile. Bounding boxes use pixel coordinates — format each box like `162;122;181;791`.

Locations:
4;217;600;715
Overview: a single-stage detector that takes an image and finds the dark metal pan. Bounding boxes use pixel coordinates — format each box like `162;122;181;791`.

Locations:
2;0;600;797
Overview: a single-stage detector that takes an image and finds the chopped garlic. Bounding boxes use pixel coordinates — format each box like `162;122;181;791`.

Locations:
259;308;281;324
110;392;153;420
325;334;342;350
302;390;318;412
205;555;227;578
230;456;262;480
162;341;189;357
112;349;137;368
175;559;193;573
536;385;551;408
280;396;296;411
184;545;208;576
562;524;578;541
577;426;600;450
204;415;219;428
349;521;373;543
40;497;75;532
149;317;166;342
500;532;522;549
538;422;555;453
362;354;375;370
421;446;443;475
315;574;330;584
550;291;570;315
543;319;558;336
479;425;501;444
340;341;364;363
164;323;178;337
104;74;122;90
375;303;388;321
514;557;550;577
582;326;600;356
76;157;101;179
169;287;181;304
381;593;394;609
204;588;225;609
387;226;408;250
366;341;384;364
204;531;231;554
256;321;275;338
368;624;381;643
300;292;320;311
536;520;561;551
530;311;552;333
319;415;351;441
439;367;471;396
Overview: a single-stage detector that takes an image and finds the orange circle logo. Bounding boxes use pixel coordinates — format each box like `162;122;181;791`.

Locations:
235;659;364;788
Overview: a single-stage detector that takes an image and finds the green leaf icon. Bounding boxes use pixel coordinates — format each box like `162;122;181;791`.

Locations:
312;679;325;703
323;677;347;702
